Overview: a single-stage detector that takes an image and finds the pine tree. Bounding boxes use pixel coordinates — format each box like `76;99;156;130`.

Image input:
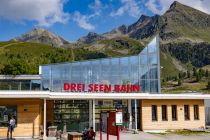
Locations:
178;79;182;86
205;70;209;78
193;68;197;76
187;70;191;78
207;81;210;90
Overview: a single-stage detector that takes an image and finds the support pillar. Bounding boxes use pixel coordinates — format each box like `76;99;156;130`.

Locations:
89;100;93;128
93;99;95;131
43;98;47;139
128;99;132;129
134;99;137;131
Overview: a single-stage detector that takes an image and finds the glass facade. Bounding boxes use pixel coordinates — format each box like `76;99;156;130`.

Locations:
0;76;41;91
41;36;160;93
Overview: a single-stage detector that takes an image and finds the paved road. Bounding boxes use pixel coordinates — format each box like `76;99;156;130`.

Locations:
95;132;210;140
1;132;210;140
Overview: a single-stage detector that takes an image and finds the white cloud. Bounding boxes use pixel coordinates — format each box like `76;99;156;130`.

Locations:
73;12;95;30
0;0;69;27
89;0;103;16
73;0;104;30
146;0;210;15
110;0;141;17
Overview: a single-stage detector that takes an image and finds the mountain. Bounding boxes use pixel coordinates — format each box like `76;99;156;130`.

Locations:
77;32;106;44
80;1;210;44
75;1;210;79
158;1;210;43
13;28;69;47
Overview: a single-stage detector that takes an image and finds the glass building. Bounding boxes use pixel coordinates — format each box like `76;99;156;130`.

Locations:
41;36;160;94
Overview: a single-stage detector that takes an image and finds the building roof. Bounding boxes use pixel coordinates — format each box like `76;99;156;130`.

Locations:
0;75;41;80
0;91;209;100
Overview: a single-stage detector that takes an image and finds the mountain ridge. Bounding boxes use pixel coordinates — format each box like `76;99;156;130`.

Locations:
12;27;69;47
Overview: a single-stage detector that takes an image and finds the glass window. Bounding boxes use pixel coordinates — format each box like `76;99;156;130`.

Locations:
71;62;81;84
31;80;41;90
140;54;148;65
150;80;158;93
21;80;31;90
0;106;17;127
152;105;157;121
120;57;130;83
140;46;148;54
140;80;150;93
92;60;100;84
148;37;157;53
184;105;190;120
101;59;110;84
140;65;149;79
54;100;89;132
149;66;158;79
162;105;167;121
171;105;177;121
149;53;158;65
194;105;199;120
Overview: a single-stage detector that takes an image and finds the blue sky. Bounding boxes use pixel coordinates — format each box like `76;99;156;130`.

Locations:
0;0;209;42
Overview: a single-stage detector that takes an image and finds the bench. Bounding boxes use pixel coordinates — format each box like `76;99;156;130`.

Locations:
68;132;83;140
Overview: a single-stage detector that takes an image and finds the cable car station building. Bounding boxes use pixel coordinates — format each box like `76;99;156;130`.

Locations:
0;36;209;138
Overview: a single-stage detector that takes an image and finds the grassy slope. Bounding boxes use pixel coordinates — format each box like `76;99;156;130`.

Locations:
0;41;107;74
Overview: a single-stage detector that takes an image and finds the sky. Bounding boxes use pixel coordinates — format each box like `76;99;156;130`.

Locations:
0;0;210;42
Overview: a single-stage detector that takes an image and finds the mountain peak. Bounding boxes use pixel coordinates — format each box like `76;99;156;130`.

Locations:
170;1;181;8
77;32;106;44
13;28;69;47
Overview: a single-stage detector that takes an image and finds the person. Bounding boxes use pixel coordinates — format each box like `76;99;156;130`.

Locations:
7;116;16;139
87;127;95;140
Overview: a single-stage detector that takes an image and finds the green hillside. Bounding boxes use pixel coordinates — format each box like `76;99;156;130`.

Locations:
0;41;107;75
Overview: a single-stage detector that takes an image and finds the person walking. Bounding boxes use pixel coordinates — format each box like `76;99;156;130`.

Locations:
7;116;16;139
87;127;95;140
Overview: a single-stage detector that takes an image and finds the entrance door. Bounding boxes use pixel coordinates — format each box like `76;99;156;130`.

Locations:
53;100;89;132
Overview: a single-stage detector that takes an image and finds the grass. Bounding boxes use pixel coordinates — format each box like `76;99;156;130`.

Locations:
149;130;210;136
173;130;209;135
162;79;209;94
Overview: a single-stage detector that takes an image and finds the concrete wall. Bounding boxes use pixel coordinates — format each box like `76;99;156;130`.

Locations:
0;99;42;137
141;99;205;131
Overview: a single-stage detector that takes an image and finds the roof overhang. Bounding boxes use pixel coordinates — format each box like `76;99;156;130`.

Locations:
0;91;210;100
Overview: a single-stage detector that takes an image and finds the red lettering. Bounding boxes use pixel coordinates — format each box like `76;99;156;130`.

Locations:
114;85;120;92
88;84;93;92
104;84;111;92
94;84;99;92
99;84;104;92
82;84;85;91
126;84;133;93
71;83;76;92
64;83;70;91
121;85;126;92
133;85;140;92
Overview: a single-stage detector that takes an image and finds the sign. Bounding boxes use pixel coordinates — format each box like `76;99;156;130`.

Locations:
4;115;8;121
115;112;123;126
64;83;141;93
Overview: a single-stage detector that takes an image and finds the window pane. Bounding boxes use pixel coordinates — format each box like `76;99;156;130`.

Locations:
184;105;190;120
194;105;199;120
162;105;167;121
148;37;157;53
152;105;157;121
0;106;17;127
172;105;177;121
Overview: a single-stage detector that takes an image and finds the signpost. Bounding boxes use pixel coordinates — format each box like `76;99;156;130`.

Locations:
100;110;122;140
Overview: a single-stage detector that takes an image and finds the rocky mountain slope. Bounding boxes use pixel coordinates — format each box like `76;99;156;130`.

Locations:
13;28;69;47
79;1;210;44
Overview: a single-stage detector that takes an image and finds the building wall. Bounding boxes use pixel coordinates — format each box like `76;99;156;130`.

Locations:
46;100;54;124
141;99;205;130
0;99;42;137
